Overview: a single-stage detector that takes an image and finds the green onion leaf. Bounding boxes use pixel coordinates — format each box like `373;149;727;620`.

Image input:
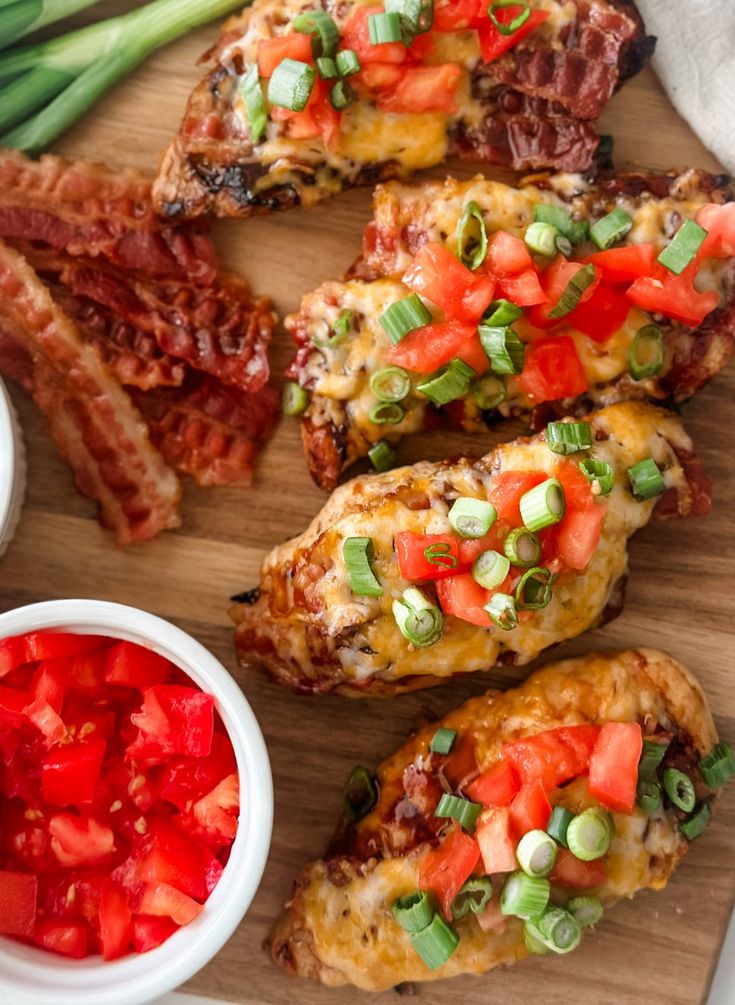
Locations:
392;891;435;933
451;877;493;919
515;566;553;611
482;299;523;327
0;0;102;50
369;440;395;473
546;420;593;455
330;79;355;109
548;263;597;319
335;48;361;76
423;542;458;571
566;807;613;861
267;58;315;112
435;793;482;830
520;478;566;531
380;294;431;344
638;737;669;778
410;912;459;970
538;907;583;954
343;765;378;820
456;200;488;270
555;234;573;257
430;728;457;756
629;324;664;381
312;308;354;348
663;768;696;812
590;208;633;250
503;527;541;567
368;10;403;43
636;778;662;813
343;536;383;597
417;358;475;406
627;458;665;500
488;0;530;35
484;592;517;631
699;742;735;788
525;221;559;257
293;10;340;57
579;458;614;496
369;401;404;425
567;895;603;928
448;497;498;539
546;806;574;848
534;204;589;244
472;549;510;590
657;219;708;275
316;56;338;79
472;373;507;410
393;587;444;648
385;0;435;38
500;871;550;920
240;64;267;143
679;801;712;841
516;829;558;878
479;325;525;375
282;381;309;416
370;366;411;403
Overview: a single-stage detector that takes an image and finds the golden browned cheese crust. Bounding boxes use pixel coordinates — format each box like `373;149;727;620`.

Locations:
268;649;718;990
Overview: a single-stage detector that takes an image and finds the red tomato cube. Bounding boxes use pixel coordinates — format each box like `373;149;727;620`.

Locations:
588;722;643;813
41;738;107;806
0;870;37;936
104;641;173;688
127;685;215;763
476;807;518;875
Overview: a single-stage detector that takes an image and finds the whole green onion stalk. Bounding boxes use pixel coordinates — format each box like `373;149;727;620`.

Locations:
0;0;246;151
0;0;102;51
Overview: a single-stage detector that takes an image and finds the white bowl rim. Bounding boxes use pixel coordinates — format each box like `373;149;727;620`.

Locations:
0;599;273;1005
0;377;18;542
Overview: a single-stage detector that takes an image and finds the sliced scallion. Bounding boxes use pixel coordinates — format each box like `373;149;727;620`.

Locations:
343;765;378;820
451;877;493;919
566;807;613;861
524;921;551;955
567;895;603;928
579;458;613;496
479;325;525;375
448;497;497;539
369;401;404;426
240;64;267;143
370;366;411;403
699;742;735;788
312;308;353;348
638;737;669;778
385;0;435;37
516;829;558;878
392;891;434;933
410;912;459;970
282;381;309;416
546;421;592;455
484;592;517;631
555;234;573;257
679;801;712;841
316;56;338;79
368;10;403;43
380;294;431;344
267;58;315;112
548;263;597;319
430;727;457;756
335;48;361;77
590;208;633;250
489;0;530;35
393;587;444;648
627;458;665;500
629;324;664;380
499;871;550;920
293;10;340;57
503;527;541;567
520;478;566;531
330;79;354;109
472;549;511;590
636;778;662;813
417;358;475;406
546;806;574;847
343;536;383;597
482;299;523;327
369;440;395;472
456;200;488;270
534;204;589;244
473;373;507;410
657;219;708;275
435;793;482;830
538;907;582;954
423;542;458;572
663;768;696;812
515;566;553;611
525;221;559;258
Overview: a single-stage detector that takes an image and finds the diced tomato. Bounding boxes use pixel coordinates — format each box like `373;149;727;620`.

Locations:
131;914;179;953
104;642;172;688
403;243;490;321
31;662;66;712
476;807;518;875
497;269;548;306
158;732;237;811
466;759;519;807
517;335;589;403
0;683;31;727
588;721;643;813
554;458;595;511
587;243;656;284
377;63;461;114
457;526;507;566
395;532;462;581
0;803;54;874
62;700;117;742
406;30;436;61
551;848;606;889
138;882;203;926
99;879;132;960
475;896;507;933
355;61;406;92
35;919;89;958
503;725;601;791
25;633;108;663
182;774;240;849
419;826;480;920
42;737;107;806
436;574;492;627
439;736;478;789
23;698;67;744
127;685;214;763
257;32;313;77
509;780;551;836
627;262;719;327
0;636;26;678
568;281;630;342
49;814;115;867
434;0;482;31
385;320;481;374
0;870;37;936
341;6;408;64
488;471;546;525
132;819;214;901
556;506;606;571
529;257;601;329
485;231;534;277
38;870;106;924
311;85;341;150
462;275;497;324
476;8;550;63
697;202;735;258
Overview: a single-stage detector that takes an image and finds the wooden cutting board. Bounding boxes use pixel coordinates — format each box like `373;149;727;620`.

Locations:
1;5;734;1003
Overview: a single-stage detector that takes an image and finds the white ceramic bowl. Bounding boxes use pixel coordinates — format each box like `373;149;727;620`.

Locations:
0;377;26;557
0;600;273;1005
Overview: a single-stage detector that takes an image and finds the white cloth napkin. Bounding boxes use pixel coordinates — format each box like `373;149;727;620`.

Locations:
636;0;735;173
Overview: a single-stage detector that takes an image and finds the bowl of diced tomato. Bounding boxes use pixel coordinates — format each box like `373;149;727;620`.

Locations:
0;377;26;559
0;599;273;1005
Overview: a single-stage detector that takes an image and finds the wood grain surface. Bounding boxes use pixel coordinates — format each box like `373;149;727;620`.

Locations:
1;6;734;1003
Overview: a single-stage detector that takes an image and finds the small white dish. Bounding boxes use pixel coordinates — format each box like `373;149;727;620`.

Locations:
0;376;26;557
0;600;273;1005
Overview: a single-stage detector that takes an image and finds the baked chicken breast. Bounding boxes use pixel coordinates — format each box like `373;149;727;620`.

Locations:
232;402;710;696
268;649;730;990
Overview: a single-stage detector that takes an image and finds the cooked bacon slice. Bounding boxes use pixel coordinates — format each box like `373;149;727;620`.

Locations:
133;376;280;486
0;150;216;283
0;240;181;544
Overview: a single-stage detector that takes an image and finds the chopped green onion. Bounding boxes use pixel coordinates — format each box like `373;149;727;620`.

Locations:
370;366;411;403
638;737;669;778
567;895;603;928
335;48;361;77
479;325;525;375
430;728;457;756
546;806;574;847
489;0;530;35
368;10;403;43
636;778;662;813
516;829;558;878
627;458;665;500
451;877;493;919
316;56;338;79
456;200;488;270
482;299;523;327
380;294;431;344
423;542;458;571
699;742;735;788
579;458;613;496
534;204;589;244
520;478;566;531
524;921;551;955
555;234;573;258
473;373;507;410
268;58;315;112
240;64;267;143
343;765;378;820
343;536;383;597
392;891;434;933
525;221;559;257
546;421;593;455
369;401;404;425
369;440;395;473
484;593;517;630
393;587;444;648
312;308;354;348
472;549;511;590
657;219;708;275
566;808;613;861
385;0;435;38
590;208;633;250
448;497;497;539
679;801;712;841
330;79;354;109
538;907;582;954
499;871;550;920
435;793;482;830
282;381;309;416
293;10;340;57
514;566;553;611
410;912;459;970
548;263;597;319
663;768;696;812
629;324;664;381
417;359;475;406
503;527;541;567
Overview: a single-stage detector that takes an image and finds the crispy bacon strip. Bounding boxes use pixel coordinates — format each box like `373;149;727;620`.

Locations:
0;240;181;544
